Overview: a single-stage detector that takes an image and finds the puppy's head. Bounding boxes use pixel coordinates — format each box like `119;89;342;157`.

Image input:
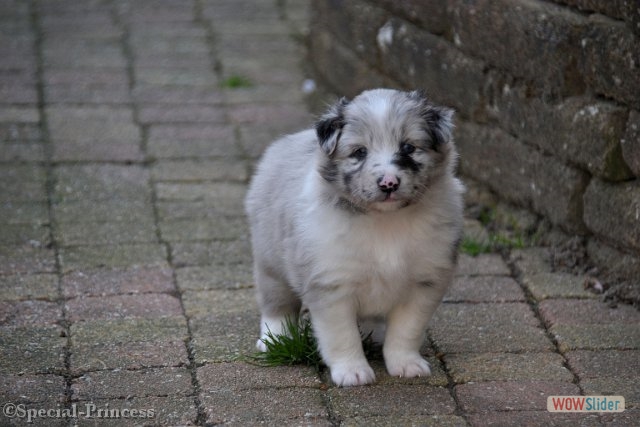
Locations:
315;89;455;212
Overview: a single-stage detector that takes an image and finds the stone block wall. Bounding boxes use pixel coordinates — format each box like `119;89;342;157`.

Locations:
308;0;640;281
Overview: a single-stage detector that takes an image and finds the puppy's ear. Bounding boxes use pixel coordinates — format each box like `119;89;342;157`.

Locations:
409;90;454;150
315;97;349;156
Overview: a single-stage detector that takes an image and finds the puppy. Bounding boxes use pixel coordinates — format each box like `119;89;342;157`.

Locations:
245;89;464;386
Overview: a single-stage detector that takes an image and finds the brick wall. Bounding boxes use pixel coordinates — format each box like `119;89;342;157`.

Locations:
308;0;640;281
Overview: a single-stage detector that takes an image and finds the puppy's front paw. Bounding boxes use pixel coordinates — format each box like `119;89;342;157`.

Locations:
385;351;431;378
330;361;376;387
256;337;268;352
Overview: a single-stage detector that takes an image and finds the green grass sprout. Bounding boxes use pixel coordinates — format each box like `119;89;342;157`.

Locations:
220;75;253;89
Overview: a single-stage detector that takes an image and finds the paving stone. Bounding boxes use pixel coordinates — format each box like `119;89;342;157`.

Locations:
0;202;49;225
0;106;39;123
71;367;193;400
443;275;526;303
70;396;197;426
53;199;154;224
341;415;468;427
197;361;322;391
70;340;189;375
155;181;247;203
181;288;256;318
329;385;456;418
367;357;449;388
456;254;511;276
46;105;139;143
70;317;188;346
132;84;225;105
157;199;244;219
52;140;143;162
0;300;61;327
565;350;640;380
429;303;553;353
201;388;329;425
550;324;640;352
522;272;596;300
134;67;217;87
61;266;174;298
176;264;253;291
54;164;151;202
445;352;574;383
0;325;66;374
0;223;50;246
171;239;252;267
465;411;601;427
138;105;227;124
580;377;639;409
59;243;167;272
159;215;248;241
151;159;249;182
0;374;66;403
0;245;56;275
189;312;259;363
55;220;158;246
0;274;58;301
65;293;182;322
455;380;580;413
600;410;640;427
539;299;640;327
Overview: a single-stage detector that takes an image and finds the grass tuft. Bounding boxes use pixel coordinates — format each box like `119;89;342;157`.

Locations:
220;75;253;89
250;316;323;371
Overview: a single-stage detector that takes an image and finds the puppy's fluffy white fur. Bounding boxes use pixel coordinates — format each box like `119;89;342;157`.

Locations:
245;89;464;386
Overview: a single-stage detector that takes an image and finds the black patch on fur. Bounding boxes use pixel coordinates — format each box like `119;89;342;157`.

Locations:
319;159;339;183
315;97;350;156
392;153;422;173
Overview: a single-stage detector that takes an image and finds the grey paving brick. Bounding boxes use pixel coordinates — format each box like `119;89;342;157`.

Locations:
159;216;248;242
455;380;580;412
550;324;640;352
151;159;249;182
0;106;39;123
70;340;189;375
581;377;639;409
0;274;58;301
65;293;182;322
171;239;252;267
182;288;256;318
176;264;253;291
429;303;554;353
53;199;154;224
52;140;143;162
0;245;56;275
189;312;259;363
201;388;329;425
443;275;526;303
0;300;61;327
70;317;188;346
71;367;193;400
329;385;456;418
0;223;50;246
0;325;66;374
522;272;597;300
61;266;174;298
0;373;66;403
565;350;640;380
539;299;640;327
54;164;151;202
155;181;246;204
456;254;511;276
71;396;198;426
197;361;322;391
59;243;167;272
465;411;601;427
445;352;574;383
138;105;227;124
0;202;49;225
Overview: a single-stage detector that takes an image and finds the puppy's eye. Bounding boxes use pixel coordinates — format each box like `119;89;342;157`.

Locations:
349;147;368;160
399;142;416;155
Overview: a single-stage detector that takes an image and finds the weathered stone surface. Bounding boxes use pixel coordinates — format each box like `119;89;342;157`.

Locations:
456;121;589;233
444;276;525;303
566;349;640;380
583;178;640;252
451;0;586;96
581;17;640;109
61;266;174;298
197;362;322;391
551;324;640;352
622;110;640;177
522;272;597;300
456;254;511;276
0;326;66;374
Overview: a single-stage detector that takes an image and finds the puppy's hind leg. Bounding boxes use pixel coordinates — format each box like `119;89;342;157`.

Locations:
254;266;301;352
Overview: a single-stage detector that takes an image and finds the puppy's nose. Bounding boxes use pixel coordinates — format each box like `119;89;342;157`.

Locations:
377;174;400;193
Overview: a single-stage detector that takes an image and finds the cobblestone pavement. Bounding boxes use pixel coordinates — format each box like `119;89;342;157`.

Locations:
1;0;638;426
